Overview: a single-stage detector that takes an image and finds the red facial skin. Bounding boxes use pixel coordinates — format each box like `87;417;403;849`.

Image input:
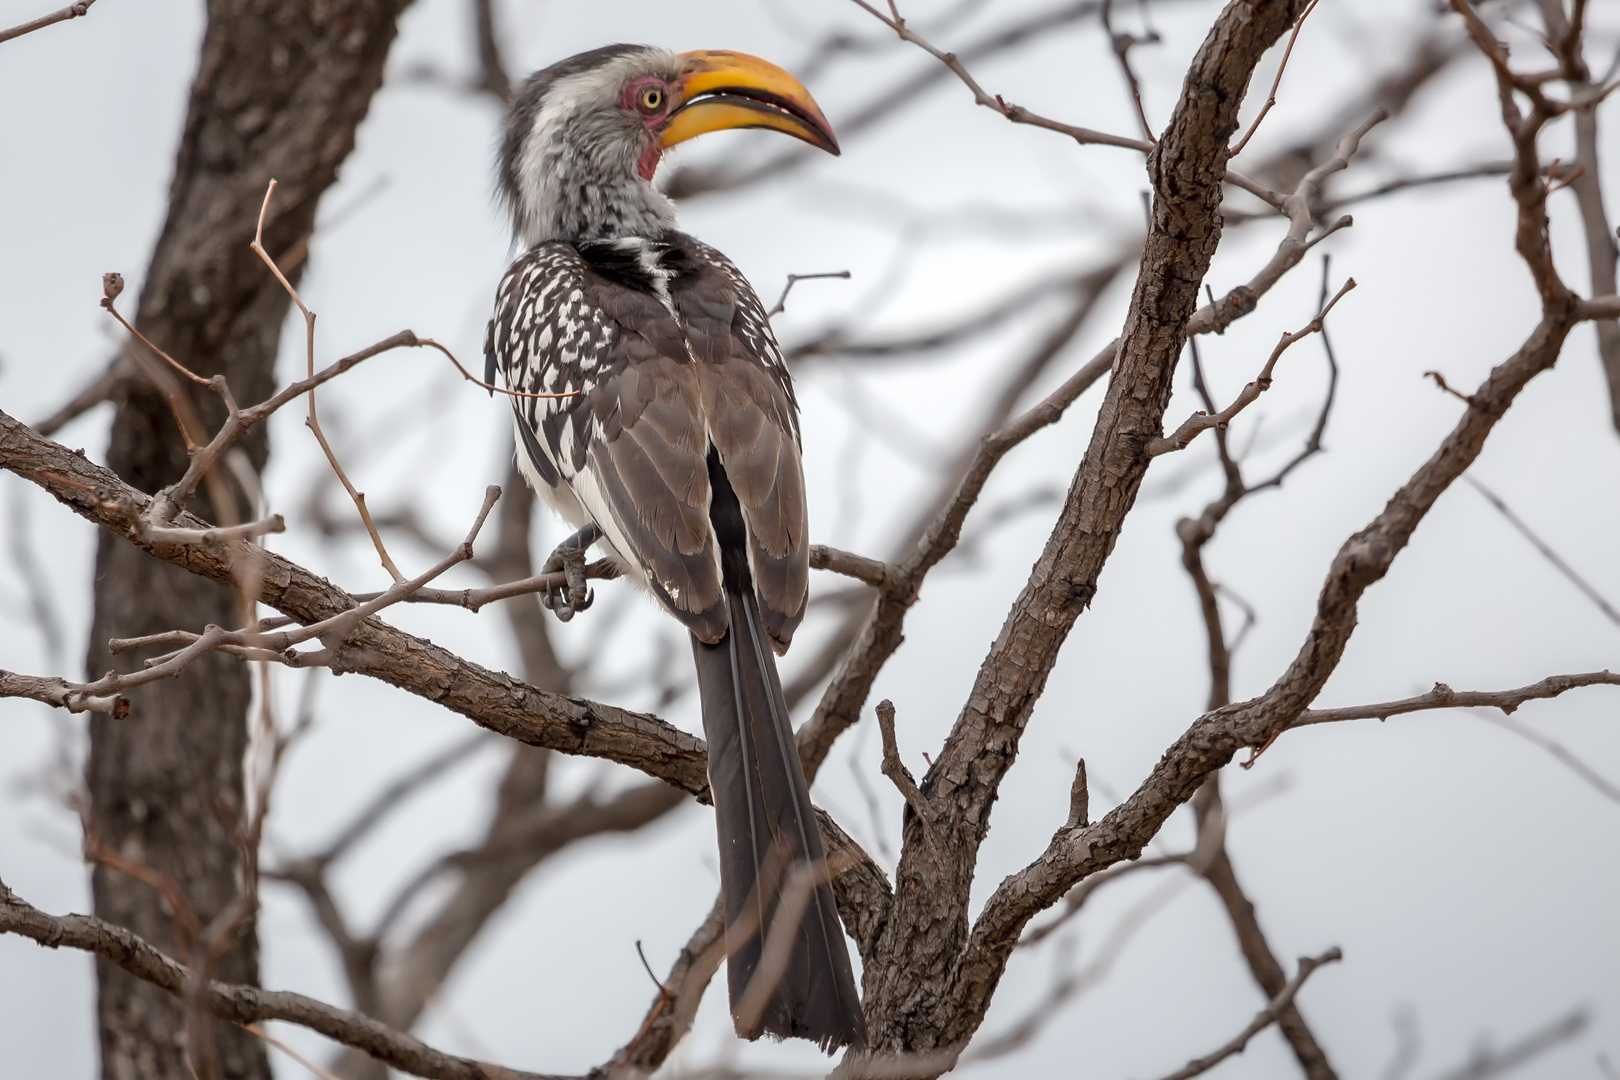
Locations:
622;74;676;181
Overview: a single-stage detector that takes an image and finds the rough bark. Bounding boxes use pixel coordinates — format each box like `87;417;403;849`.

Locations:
856;0;1313;1059
84;2;408;1076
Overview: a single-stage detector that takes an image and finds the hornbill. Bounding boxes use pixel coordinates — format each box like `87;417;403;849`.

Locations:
483;45;864;1051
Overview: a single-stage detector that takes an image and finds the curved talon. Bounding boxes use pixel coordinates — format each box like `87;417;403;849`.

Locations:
539;523;603;622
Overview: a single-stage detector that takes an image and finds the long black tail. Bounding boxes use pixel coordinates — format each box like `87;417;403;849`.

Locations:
691;455;866;1051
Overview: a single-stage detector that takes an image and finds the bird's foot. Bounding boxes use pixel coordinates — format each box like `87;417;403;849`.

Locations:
540;523;603;622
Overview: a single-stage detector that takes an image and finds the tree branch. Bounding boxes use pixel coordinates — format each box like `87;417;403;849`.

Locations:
0;877;572;1080
0;0;97;46
958;52;1591;1021
1292;672;1620;726
1154;948;1342;1080
0;408;713;798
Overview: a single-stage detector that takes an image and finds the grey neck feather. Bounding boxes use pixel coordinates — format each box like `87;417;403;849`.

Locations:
502;47;682;247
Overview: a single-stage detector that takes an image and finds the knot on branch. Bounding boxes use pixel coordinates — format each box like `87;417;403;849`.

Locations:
1211;284;1258;332
1333;534;1392;589
1066;578;1097;605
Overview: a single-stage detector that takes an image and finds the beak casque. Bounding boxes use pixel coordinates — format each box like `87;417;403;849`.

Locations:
660;50;840;156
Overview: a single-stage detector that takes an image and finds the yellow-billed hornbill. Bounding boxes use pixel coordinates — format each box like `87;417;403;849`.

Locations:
483;45;863;1051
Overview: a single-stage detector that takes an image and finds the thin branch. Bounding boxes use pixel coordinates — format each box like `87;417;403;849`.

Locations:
0;878;573;1080
767;270;851;317
31;353;130;436
99;276;210;387
796;110;1384;795
1230;0;1324;156
847;0;1318;208
0;410;714;798
287;733;493;867
1017;855;1185;947
1291;671;1620;726
849;0;1154;152
7;488;503;713
1147;278;1355;457
1320;162;1514;211
875;699;930;823
352;559;620;613
1428;1007;1590;1080
1175;251;1341;1080
470;0;511;101
0;0;98;47
251;179;403;581
243;1024;344;1080
1463;475;1620;628
0;669;119;717
1100;0;1160;142
1472;709;1620;806
810;544;901;592
1154;948;1343;1080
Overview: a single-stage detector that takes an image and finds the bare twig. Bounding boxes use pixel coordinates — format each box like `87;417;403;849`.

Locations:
767;270;851;317
243;1024;345;1080
1230;0;1324;156
0;878;572;1080
32;353;130;436
0;669;128;718
1147;278;1355;457
7;488;503;714
1463;476;1620;628
352;559;621;613
1424;369;1477;406
471;0;511;101
250;180;403;581
0;410;714;797
874;699;930;824
99;276;210;388
1427;1007;1590;1080
1291;671;1620;725
849;0;1154;152
811;544;902;592
1473;709;1620;806
1100;0;1160;142
1155;948;1343;1080
0;0;98;46
1017;855;1185;947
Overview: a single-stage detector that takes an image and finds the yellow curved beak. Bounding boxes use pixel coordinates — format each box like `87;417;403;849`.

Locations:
659;50;840;155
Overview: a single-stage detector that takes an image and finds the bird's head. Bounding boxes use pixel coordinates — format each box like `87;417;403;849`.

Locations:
500;44;839;247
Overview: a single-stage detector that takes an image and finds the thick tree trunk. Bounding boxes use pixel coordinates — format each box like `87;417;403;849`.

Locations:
85;2;409;1076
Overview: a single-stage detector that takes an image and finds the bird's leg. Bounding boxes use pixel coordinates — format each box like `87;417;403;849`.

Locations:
540;522;602;621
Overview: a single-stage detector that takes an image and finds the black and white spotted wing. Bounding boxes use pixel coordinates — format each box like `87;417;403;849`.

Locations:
486;235;809;650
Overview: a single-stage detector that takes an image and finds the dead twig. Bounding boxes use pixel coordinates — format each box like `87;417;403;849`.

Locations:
1291;671;1620;726
767;270;851;317
0;0;97;46
1463;475;1620;628
1230;0;1324;156
1154;948;1343;1080
874;699;930;824
1147;278;1356;458
0;877;569;1080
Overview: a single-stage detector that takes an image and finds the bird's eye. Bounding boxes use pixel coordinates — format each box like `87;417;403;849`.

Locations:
638;85;665;112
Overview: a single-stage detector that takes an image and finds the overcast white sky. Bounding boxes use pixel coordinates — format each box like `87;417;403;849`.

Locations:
2;1;1618;1078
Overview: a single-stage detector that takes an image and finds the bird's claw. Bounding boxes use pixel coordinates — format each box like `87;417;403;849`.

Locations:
540;524;601;621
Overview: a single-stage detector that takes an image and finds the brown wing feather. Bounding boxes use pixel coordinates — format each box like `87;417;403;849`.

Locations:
576;271;728;642
676;245;809;651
